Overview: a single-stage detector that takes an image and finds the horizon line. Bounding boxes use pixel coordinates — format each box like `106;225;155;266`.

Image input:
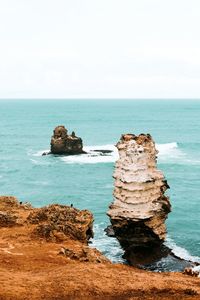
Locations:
1;98;200;101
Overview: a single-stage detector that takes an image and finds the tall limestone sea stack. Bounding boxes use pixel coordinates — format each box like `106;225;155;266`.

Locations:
107;133;171;265
50;125;85;155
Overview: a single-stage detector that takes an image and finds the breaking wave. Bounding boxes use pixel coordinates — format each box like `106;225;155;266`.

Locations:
92;228;200;266
91;223;125;263
157;142;179;155
157;142;185;163
61;144;117;164
32;142;197;165
165;237;200;264
61;142;185;164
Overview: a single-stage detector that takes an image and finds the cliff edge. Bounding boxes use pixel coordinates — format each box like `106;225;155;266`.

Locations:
0;196;199;300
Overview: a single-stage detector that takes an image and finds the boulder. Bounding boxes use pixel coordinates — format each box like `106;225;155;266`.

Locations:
50;125;85;155
107;133;171;265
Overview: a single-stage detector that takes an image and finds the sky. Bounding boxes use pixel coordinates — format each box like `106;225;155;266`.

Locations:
0;0;200;99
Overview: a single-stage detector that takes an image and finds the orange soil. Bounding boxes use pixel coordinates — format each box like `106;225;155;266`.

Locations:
0;197;199;300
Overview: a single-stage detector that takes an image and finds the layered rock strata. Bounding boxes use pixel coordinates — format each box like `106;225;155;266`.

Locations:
107;133;171;265
50;125;85;155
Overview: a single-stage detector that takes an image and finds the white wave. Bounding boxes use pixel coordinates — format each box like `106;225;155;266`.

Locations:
61;142;183;164
156;142;185;162
33;142;187;165
91;223;125;263
165;237;200;264
157;142;178;154
61;144;118;164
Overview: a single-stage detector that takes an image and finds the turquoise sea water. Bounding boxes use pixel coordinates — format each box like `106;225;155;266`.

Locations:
0;99;200;270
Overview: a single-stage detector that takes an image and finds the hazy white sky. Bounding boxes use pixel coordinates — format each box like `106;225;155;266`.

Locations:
0;0;200;98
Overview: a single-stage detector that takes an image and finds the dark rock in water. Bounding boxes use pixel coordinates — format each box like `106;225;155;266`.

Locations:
107;133;171;266
104;225;115;237
141;251;193;272
42;151;50;156
50;125;86;155
92;150;113;154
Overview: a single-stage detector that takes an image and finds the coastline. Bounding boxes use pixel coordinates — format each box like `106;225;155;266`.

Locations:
1;99;200;266
0;196;199;300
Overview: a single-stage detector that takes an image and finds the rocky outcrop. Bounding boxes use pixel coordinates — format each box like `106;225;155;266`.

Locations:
0;196;93;243
0;196;31;227
58;245;107;263
50;125;85;155
28;204;94;242
1;195;200;299
107;133;171;265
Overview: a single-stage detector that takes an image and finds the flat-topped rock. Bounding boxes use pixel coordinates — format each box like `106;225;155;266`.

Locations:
50;125;85;155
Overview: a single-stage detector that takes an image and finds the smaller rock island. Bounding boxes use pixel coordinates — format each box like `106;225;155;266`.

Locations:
50;125;85;155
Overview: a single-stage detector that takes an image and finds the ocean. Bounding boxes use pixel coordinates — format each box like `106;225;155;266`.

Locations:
0;99;200;271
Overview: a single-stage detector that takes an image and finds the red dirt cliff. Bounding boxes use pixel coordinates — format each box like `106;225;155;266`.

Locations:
0;196;199;300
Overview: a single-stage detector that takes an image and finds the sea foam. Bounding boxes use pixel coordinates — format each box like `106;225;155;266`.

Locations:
61;144;117;164
91;223;125;263
34;142;185;164
61;142;183;164
157;142;186;163
29;143;200;265
33;141;199;166
165;237;200;264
